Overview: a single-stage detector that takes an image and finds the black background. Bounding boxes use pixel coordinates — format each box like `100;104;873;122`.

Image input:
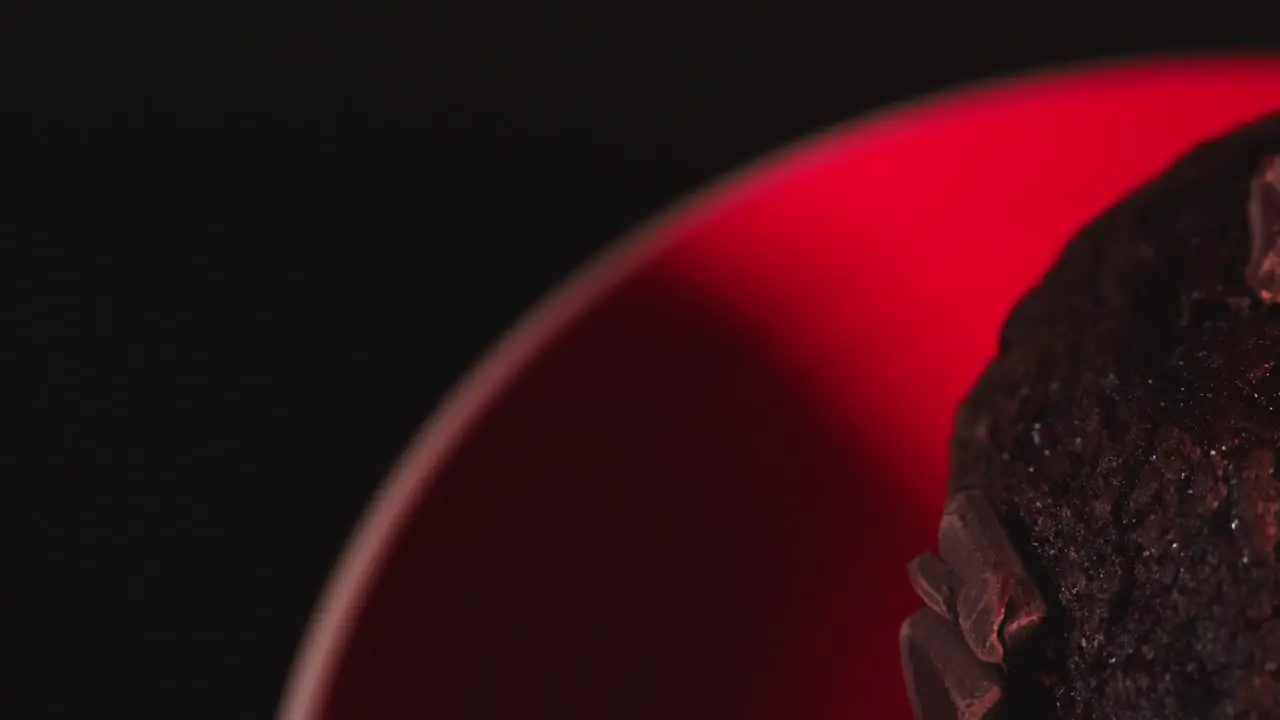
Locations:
5;5;1277;718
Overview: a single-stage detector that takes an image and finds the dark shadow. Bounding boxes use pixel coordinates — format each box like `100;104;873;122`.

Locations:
320;263;932;719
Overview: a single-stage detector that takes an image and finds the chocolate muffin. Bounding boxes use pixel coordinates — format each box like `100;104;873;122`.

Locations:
902;113;1280;719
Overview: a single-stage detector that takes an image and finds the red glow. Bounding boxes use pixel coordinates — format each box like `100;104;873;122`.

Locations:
285;57;1280;719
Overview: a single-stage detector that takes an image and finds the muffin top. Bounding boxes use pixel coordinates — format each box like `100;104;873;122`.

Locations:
950;113;1280;718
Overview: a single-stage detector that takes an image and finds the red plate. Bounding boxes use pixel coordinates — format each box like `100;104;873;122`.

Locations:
281;56;1280;719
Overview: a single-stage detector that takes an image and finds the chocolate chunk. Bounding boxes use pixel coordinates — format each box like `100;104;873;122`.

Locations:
938;491;1046;657
938;491;1018;582
908;553;962;622
956;572;1011;665
900;609;1005;720
1247;155;1280;301
998;576;1047;661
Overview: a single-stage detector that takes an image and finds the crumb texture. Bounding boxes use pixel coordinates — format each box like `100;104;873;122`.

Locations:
951;113;1280;719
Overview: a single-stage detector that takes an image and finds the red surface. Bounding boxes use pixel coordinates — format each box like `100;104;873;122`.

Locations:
285;57;1280;719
